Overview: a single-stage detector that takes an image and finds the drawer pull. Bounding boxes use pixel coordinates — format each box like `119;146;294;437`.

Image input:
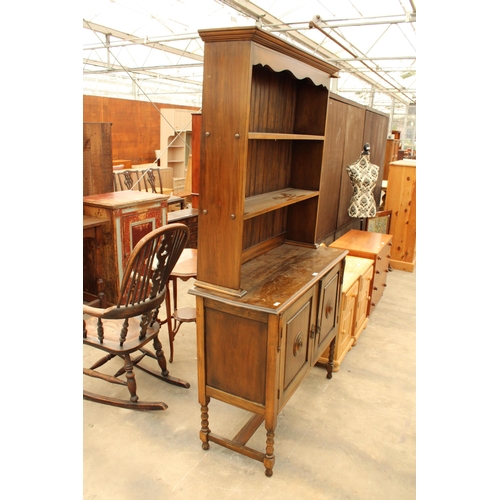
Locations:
293;332;304;356
373;287;378;291
377;256;381;260
376;270;380;274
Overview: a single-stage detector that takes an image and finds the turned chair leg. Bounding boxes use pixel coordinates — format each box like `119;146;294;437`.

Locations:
124;353;139;403
153;337;170;378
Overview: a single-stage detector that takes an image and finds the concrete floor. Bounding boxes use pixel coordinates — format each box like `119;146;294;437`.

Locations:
83;266;416;500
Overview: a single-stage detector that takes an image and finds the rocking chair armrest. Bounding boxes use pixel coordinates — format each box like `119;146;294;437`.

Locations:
83;304;114;318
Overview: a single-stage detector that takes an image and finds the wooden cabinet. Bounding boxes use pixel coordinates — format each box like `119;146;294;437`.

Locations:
385;159;416;272
83;191;169;304
160;108;193;194
318;255;373;372
329;230;392;315
190;26;343;477
83;122;113;196
192;245;346;477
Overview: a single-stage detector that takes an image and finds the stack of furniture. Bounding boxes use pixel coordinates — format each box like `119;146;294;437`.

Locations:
190;26;346;477
160;108;193;195
385;159;416;272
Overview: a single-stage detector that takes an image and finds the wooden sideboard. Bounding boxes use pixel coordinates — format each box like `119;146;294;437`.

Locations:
83;191;170;304
190;244;346;477
329;230;392;315
385;159;416;272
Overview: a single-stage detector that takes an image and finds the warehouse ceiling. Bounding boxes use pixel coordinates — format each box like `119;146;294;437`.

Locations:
83;0;416;114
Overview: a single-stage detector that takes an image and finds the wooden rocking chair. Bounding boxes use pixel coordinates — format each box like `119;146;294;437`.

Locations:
83;223;189;411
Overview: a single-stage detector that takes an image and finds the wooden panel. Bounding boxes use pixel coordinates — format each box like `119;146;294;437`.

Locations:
290;140;323;190
205;306;268;405
336;105;366;229
283;292;313;390
315;266;341;357
363;110;389;210
293;79;328;135
242;210;286;254
250;65;296;133
197;40;252;292
246;140;291;197
83;122;113;196
191;113;201;208
83;95;198;165
286;197;319;244
316;97;348;242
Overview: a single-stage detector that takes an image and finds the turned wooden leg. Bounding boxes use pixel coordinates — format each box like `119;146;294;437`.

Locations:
200;403;210;450
263;429;276;477
326;336;336;379
153;337;169;378
124;354;139;403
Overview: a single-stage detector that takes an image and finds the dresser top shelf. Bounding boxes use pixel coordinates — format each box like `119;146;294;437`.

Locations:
244;188;319;220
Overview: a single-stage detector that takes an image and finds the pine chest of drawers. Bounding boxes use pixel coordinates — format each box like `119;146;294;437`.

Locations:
329;230;392;315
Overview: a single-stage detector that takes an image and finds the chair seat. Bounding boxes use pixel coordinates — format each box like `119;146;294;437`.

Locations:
84;316;160;354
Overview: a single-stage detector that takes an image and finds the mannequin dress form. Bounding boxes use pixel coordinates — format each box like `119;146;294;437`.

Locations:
346;144;379;218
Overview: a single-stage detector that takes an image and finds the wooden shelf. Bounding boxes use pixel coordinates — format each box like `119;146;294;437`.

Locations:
243;188;319;220
248;132;324;141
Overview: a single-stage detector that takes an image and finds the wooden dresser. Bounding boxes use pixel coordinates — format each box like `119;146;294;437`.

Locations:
385;159;416;272
329;230;392;315
190;26;342;477
83;191;170;304
318;255;373;372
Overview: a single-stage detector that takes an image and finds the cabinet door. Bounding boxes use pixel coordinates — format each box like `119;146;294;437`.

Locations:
280;286;316;408
335;281;358;368
355;265;373;333
314;264;342;362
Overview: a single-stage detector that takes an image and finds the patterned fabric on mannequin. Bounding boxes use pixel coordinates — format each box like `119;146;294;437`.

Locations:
346;153;379;218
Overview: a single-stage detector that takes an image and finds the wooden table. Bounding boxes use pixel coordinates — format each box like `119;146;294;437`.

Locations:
159;249;197;363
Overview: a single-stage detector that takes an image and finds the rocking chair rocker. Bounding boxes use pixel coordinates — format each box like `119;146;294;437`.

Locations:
83;223;189;411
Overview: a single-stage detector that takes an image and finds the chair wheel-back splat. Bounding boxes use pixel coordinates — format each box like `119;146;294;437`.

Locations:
83;223;190;411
